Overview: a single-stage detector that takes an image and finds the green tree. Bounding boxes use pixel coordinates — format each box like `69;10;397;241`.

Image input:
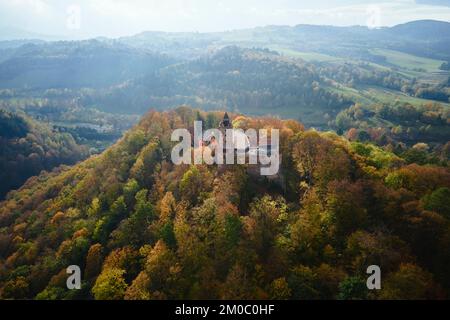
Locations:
87;197;102;217
224;213;242;248
288;265;320;299
423;187;450;219
179;165;212;206
111;189;154;247
247;196;286;259
92;268;128;300
338;276;367;300
160;222;176;249
123;178;140;206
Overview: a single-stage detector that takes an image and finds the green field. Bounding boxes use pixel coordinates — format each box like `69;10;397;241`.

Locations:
371;48;445;73
329;84;450;109
359;85;450;107
275;47;449;84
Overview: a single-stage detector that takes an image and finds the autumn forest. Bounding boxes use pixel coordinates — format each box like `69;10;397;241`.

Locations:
0;107;449;299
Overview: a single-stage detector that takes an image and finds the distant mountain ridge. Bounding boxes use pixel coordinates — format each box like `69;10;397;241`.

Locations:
118;20;450;60
2;19;450;58
386;20;450;40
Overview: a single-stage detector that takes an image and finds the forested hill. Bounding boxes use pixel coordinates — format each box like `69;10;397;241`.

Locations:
0;40;175;89
0;109;88;200
98;46;351;122
0;43;351;125
1;107;449;300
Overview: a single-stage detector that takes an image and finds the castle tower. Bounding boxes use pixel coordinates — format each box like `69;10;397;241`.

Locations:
219;112;232;130
218;112;249;153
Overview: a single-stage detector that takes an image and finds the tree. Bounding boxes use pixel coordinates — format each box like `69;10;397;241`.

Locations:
335;111;353;133
270;277;291;300
221;264;255;299
1;276;29;299
338;276;367;300
143;240;179;297
246;196;286;259
326;180;367;240
314;264;345;299
179;165;212;206
36;287;66;300
385;164;450;195
292;131;352;194
224;213;242;249
124;272;151;300
160;222;176;249
124;129;147;154
87;197;102;217
130;141;161;187
111;189;154;247
345;231;410;275
380;263;439;299
423;187;450;219
288;265;320;299
158;192;176;223
84;244;104;280
103;247;141;283
123;178;140;206
55;236;90;266
92;268;128;300
289;188;330;264
93;196;127;243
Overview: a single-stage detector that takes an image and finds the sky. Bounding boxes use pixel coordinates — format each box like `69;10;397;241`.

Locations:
0;0;450;39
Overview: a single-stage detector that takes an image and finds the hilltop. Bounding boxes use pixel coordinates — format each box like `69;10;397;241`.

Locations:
0;107;449;299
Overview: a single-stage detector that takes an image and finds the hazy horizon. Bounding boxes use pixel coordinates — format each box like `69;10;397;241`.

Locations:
0;0;450;40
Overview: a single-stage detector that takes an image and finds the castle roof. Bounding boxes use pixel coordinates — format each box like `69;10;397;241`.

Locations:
221;112;231;128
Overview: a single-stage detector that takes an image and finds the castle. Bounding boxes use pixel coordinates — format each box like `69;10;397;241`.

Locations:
212;113;284;186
